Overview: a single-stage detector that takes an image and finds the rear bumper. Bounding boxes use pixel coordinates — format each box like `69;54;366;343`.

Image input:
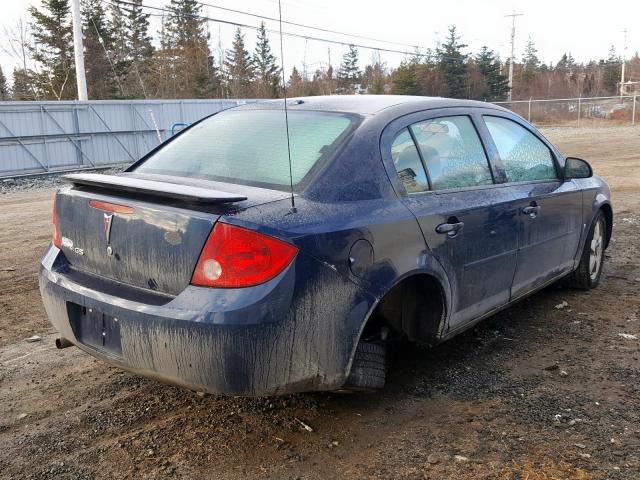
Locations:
39;245;375;396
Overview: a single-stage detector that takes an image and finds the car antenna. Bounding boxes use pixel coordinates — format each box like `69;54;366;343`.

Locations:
278;0;297;213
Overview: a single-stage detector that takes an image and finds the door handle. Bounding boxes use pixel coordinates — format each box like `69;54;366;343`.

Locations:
522;203;540;218
436;221;464;237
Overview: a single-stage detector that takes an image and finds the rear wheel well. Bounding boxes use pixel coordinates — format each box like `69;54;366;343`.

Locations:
361;274;446;346
600;203;613;249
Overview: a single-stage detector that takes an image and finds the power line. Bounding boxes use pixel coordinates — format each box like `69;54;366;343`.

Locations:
110;0;431;59
109;0;623;73
195;0;423;50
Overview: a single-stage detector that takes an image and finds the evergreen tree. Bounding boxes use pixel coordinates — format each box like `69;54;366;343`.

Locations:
521;37;540;85
475;46;509;100
0;67;8;100
165;0;203;47
438;26;468;98
109;2;128;61
556;53;576;71
391;58;421;95
224;28;254;98
287;66;304;96
11;68;37;100
336;45;361;93
123;0;154;98
83;0;119;99
28;0;76;100
126;0;153;62
362;57;386;94
603;46;621;95
163;0;220;98
253;22;280;98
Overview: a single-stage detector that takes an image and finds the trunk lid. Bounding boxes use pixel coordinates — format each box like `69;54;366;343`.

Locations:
54;174;290;296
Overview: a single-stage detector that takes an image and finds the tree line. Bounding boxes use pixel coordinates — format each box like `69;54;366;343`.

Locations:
1;0;638;102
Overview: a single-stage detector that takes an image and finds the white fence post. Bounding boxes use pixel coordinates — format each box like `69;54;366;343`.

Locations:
577;96;582;127
528;97;532;122
633;95;637;126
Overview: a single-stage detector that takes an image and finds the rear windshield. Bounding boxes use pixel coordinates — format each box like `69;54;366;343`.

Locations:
134;109;357;190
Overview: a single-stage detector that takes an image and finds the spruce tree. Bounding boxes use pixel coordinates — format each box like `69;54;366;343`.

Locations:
28;0;76;100
287;66;304;96
0;67;8;100
11;68;37;100
362;57;386;94
438;26;468;98
253;22;280;98
556;53;576;71
522;38;541;70
163;0;220;98
521;37;540;85
123;0;154;98
336;45;361;93
603;46;621;95
475;46;509;101
83;0;118;98
126;0;153;62
224;28;254;98
391;59;421;95
109;2;128;60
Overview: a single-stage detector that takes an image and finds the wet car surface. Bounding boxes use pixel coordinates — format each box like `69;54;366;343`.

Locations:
40;95;612;395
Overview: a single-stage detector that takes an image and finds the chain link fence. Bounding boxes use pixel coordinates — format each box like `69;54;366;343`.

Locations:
494;95;638;127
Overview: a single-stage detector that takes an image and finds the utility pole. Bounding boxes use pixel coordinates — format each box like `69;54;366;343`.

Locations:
620;29;628;96
71;0;88;101
505;11;524;102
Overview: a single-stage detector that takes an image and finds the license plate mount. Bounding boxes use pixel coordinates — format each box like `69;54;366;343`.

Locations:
67;303;123;358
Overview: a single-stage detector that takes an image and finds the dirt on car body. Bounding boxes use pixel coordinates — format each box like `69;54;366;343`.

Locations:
1;126;639;479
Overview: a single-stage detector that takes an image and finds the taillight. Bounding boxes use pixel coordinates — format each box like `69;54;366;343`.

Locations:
53;198;62;248
191;222;298;288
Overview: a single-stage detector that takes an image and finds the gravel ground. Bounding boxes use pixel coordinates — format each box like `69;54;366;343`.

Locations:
0;165;129;195
0;127;639;479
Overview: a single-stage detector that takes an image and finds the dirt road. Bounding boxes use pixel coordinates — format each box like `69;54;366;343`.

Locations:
1;127;639;479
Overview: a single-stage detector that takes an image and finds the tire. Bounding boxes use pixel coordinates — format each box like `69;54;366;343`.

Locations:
564;210;607;289
342;341;386;392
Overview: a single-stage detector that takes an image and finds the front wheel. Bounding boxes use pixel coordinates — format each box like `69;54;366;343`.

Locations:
564;211;606;289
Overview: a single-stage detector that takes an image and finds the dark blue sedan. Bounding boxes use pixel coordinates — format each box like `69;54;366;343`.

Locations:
39;96;612;396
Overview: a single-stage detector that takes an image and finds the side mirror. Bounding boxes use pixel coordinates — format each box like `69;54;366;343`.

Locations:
564;157;593;179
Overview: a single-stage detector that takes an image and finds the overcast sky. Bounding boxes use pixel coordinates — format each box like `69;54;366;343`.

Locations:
1;0;638;85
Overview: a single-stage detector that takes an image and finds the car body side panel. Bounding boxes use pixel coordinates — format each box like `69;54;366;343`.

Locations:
402;190;519;330
508;181;583;297
571;175;612;256
230;196;452;339
378;108;521;331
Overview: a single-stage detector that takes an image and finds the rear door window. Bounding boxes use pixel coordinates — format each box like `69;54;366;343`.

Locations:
391;129;429;193
484;116;557;182
409;116;494;190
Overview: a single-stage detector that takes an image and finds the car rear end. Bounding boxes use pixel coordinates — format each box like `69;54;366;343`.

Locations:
39;106;372;395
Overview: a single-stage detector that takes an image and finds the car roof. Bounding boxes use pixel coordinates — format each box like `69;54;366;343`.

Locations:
234;94;510;116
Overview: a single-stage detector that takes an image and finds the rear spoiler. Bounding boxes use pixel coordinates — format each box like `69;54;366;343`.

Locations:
62;174;247;204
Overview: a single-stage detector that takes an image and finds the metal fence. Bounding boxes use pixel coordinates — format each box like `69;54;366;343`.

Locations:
495;95;638;127
2;95;637;178
0;99;259;178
